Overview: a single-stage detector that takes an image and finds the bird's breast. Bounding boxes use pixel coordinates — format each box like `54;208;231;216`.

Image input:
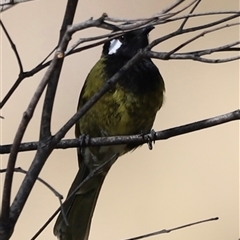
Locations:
77;56;164;138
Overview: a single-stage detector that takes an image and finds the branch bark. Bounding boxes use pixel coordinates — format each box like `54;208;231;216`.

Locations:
0;109;239;154
0;0;34;12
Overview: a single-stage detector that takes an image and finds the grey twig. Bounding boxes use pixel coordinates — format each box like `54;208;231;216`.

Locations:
0;167;63;199
0;19;23;73
30;153;119;240
0;0;34;12
125;217;219;240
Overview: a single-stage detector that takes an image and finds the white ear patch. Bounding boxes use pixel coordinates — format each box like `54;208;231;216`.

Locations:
108;39;122;55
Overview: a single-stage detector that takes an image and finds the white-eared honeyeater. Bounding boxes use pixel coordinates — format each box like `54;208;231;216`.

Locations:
54;25;165;240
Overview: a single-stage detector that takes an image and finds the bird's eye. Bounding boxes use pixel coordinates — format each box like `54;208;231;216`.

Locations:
118;35;125;42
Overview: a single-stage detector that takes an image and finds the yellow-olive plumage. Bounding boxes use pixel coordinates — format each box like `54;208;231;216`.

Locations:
54;26;165;240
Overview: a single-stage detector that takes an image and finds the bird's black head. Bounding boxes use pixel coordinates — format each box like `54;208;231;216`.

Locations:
102;25;154;58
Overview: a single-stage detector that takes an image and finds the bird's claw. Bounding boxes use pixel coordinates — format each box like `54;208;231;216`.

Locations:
79;134;90;147
147;129;156;150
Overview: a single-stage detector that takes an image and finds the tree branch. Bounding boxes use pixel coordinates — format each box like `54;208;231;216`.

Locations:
0;19;23;73
125;217;219;240
0;0;34;12
167;22;240;56
147;12;240;51
40;0;79;139
148;51;240;63
0;167;63;199
178;0;202;30
0;47;56;109
4;1;79;233
1;10;239;109
0;53;60;229
30;152;119;240
0;110;239;154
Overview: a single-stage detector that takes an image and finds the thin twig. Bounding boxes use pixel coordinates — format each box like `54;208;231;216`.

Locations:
0;19;23;73
30;153;119;240
0;167;63;199
0;75;24;109
168;54;240;63
58;198;69;227
66;23;156;55
160;11;240;24
161;0;186;13
181;41;240;56
124;217;219;240
67;30;135;55
178;0;202;30
35;46;57;69
150;52;240;63
0;0;35;12
158;0;200;22
147;13;240;51
166;22;240;56
0;47;57;109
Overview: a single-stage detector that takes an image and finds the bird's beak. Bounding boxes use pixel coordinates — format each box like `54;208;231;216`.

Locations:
138;25;155;35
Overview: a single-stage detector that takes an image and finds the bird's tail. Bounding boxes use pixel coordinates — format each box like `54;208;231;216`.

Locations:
53;163;106;240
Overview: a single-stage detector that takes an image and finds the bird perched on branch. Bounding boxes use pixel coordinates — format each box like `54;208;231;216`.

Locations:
54;25;165;240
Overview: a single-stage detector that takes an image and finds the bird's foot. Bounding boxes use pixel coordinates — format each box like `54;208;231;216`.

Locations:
147;129;156;150
78;134;91;147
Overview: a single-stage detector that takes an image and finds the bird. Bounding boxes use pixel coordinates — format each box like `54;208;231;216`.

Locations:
53;25;165;240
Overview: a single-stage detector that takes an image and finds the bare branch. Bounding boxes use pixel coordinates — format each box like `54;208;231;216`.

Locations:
1;10;239;109
0;76;25;109
0;47;56;109
0;167;63;199
0;0;35;12
40;0;79;139
148;51;240;63
105;0;201;24
165;22;240;57
58;198;69;229
30;153;119;240
67;31;129;55
0;20;23;73
147;13;240;50
183;41;240;56
161;11;240;24
0;53;60;224
161;0;186;13
178;0;202;30
5;1;79;232
125;217;219;240
162;0;201;21
0;109;239;154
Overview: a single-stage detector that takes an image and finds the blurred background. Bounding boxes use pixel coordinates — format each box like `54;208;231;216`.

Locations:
0;0;239;239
